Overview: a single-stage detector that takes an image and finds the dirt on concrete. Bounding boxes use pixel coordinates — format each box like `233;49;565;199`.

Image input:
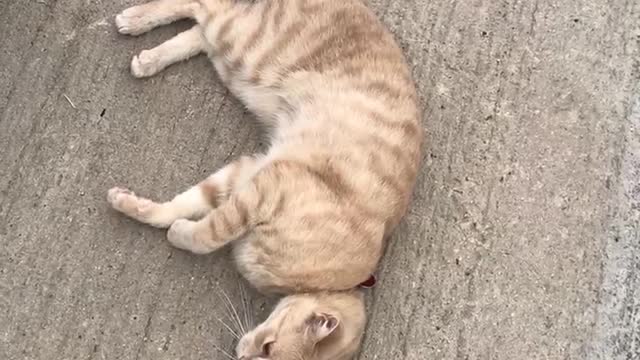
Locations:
1;0;638;359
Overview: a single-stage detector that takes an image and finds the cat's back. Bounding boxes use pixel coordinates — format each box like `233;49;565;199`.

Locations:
227;0;423;294
216;0;418;109
214;0;423;204
269;0;423;227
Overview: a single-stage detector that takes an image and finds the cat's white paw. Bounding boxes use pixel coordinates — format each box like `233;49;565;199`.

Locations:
115;7;149;35
167;219;196;250
107;187;135;209
131;51;161;78
108;187;155;217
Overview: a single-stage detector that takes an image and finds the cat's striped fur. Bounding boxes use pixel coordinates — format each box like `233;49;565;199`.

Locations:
108;0;422;358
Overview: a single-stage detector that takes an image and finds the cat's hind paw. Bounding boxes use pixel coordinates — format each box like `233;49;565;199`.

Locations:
107;187;158;222
167;219;214;255
167;219;195;249
107;187;135;210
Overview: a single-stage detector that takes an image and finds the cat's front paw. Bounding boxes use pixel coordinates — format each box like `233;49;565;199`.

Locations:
115;7;150;36
131;50;161;78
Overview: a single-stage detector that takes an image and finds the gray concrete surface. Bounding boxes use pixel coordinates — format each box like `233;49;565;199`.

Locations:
1;0;638;359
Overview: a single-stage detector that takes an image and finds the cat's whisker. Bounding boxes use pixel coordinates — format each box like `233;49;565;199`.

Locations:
212;343;235;360
214;314;240;340
243;282;255;329
238;282;252;331
213;283;243;336
214;283;242;335
219;286;246;334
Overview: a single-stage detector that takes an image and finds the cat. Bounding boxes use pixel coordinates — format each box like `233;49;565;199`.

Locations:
108;0;422;359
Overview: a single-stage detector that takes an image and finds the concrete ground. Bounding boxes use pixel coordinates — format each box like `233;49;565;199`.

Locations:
1;0;638;359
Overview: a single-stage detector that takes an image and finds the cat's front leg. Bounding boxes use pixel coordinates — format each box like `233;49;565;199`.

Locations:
116;0;200;36
130;25;206;78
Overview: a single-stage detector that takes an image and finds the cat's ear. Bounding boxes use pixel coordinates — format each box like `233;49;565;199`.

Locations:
305;312;340;342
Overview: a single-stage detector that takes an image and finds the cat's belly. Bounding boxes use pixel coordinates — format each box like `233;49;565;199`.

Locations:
231;234;377;295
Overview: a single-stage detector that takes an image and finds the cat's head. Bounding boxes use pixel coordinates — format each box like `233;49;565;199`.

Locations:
236;291;366;360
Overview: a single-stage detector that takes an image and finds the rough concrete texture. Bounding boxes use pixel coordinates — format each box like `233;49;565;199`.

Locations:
1;0;638;359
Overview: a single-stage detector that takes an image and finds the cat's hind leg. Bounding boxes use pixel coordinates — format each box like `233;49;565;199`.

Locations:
167;180;261;254
108;156;259;228
116;0;200;36
130;25;206;78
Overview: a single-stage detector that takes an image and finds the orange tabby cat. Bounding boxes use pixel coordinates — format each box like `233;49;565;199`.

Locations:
108;0;422;358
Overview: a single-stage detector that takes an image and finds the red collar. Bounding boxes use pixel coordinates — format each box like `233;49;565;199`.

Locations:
358;275;377;288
